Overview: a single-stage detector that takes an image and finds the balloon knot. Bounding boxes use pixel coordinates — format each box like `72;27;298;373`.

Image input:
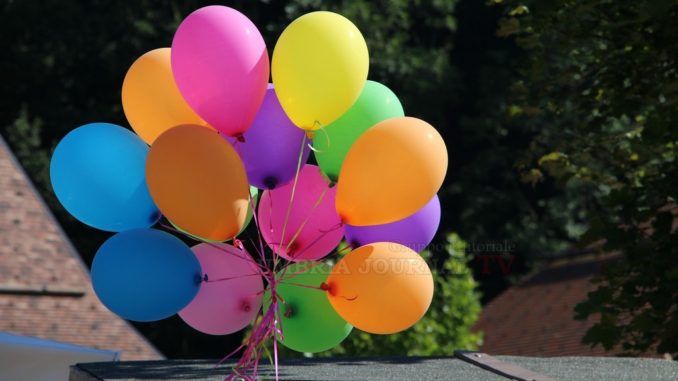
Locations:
284;305;294;318
263;177;278;190
305;131;315;139
233;238;244;251
236;134;246;143
239;300;251;312
287;242;300;257
202;273;209;282
320;282;333;294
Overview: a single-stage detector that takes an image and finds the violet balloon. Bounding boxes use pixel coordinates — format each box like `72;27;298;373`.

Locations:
258;165;343;261
179;243;263;335
171;6;269;137
227;85;311;190
344;195;441;252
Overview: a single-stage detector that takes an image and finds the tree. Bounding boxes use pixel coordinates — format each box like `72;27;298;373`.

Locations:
496;0;678;356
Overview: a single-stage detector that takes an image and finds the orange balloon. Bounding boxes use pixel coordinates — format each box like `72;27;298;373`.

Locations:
335;117;447;226
146;125;249;241
325;242;434;334
122;48;209;144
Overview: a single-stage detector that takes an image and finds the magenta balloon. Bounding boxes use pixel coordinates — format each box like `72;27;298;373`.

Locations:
227;85;310;190
178;243;263;335
171;6;269;137
344;195;441;252
258;165;343;261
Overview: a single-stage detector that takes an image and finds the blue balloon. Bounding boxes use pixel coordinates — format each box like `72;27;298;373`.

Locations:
91;229;202;322
50;123;160;231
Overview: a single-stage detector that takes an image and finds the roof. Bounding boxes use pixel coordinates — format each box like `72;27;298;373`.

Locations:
69;355;678;381
474;254;619;357
0;135;161;360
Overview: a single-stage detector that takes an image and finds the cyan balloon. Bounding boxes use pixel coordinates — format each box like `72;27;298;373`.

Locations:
91;229;202;322
50;123;160;231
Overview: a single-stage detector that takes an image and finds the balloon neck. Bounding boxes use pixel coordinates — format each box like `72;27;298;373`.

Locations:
235;134;246;143
283;305;294;318
320;282;333;295
305;130;315;139
286;242;299;258
263;176;278;190
239;300;252;313
149;211;162;223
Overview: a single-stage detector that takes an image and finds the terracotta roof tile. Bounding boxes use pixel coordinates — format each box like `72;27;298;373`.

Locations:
474;255;617;357
0;135;161;360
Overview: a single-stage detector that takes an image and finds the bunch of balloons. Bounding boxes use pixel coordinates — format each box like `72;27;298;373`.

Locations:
50;5;447;378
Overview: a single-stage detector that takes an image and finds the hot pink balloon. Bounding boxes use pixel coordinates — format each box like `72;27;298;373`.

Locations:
179;243;263;335
171;6;269;137
258;165;343;261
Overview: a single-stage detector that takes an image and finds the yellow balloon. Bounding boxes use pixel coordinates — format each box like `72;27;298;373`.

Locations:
122;48;209;144
336;117;448;226
272;11;369;131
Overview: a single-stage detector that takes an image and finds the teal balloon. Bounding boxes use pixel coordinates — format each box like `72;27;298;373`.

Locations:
50;123;160;231
313;81;404;181
264;263;352;352
91;229;202;322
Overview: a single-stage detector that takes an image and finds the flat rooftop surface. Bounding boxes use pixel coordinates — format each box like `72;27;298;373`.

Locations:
71;355;678;381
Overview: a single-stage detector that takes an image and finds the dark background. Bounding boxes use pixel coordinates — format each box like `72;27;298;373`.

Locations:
0;0;597;357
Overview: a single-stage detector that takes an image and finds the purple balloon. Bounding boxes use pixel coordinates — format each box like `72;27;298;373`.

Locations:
227;84;311;189
344;195;441;252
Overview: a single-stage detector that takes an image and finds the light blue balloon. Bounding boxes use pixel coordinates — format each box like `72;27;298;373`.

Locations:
50;123;160;231
91;229;202;322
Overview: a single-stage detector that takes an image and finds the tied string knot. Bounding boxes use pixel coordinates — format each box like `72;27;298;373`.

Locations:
306;120;331;154
239;299;251;313
320;282;357;301
320;282;332;293
233;238;245;251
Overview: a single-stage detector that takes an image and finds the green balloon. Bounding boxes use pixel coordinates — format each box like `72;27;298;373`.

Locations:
313;80;404;181
170;186;258;242
264;262;352;353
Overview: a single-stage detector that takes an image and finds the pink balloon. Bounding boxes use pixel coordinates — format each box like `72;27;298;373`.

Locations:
179;243;263;335
171;6;269;137
258;165;343;261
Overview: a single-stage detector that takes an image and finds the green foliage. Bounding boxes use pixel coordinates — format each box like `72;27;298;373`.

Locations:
5;107;50;191
497;0;678;356
320;233;482;356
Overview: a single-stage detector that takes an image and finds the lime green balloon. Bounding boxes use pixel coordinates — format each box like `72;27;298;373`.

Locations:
313;80;404;181
170;186;258;242
264;262;352;352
